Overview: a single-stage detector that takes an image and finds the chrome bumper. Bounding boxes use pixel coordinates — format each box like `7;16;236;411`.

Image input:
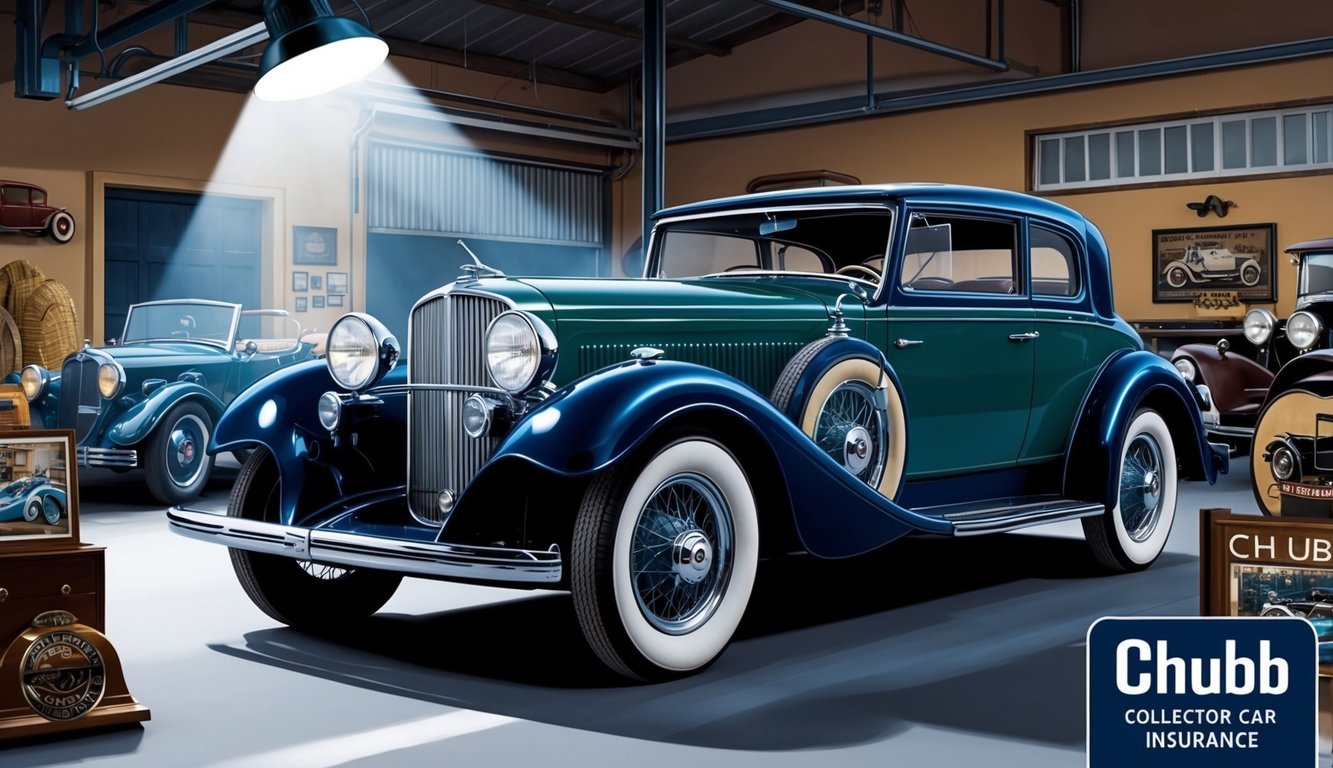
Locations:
167;507;562;585
78;446;138;468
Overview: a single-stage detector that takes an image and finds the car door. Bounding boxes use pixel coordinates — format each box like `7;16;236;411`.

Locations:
878;209;1035;478
0;186;28;229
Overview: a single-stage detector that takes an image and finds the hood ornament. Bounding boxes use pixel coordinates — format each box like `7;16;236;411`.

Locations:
826;286;868;337
457;239;505;284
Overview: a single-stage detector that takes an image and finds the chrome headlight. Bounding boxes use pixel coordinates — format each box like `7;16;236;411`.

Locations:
1173;357;1197;382
97;362;125;399
484;311;557;395
317;392;342;431
20;366;47;401
1271;443;1299;482
326;313;399;393
1243;308;1277;346
1287;310;1324;351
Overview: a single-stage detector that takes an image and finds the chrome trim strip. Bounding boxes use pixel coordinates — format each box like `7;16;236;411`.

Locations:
76;446;138;467
1206;424;1256;438
167;507;562;584
947;502;1104;536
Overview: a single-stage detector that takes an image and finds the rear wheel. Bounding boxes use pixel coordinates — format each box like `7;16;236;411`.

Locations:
228;447;401;628
1165;265;1189;288
41;495;62;525
1241;263;1261;287
1082;410;1177;571
571;434;759;680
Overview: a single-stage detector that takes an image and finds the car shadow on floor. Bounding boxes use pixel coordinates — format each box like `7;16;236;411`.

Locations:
209;533;1197;750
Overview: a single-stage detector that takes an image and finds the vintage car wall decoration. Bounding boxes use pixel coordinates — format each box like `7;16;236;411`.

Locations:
20;300;322;505
1174;238;1333;445
169;184;1226;680
0;468;65;525
1161;241;1263;289
0;181;74;243
1249;348;1333;516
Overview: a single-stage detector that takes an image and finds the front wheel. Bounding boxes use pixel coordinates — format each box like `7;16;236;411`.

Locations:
47;211;75;243
1164;265;1189;288
228;447;401;628
571;435;759;680
1240;263;1261;287
144;401;214;505
22;498;41;523
1082;410;1178;571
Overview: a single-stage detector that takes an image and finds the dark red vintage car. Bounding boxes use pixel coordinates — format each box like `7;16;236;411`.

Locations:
0;181;74;243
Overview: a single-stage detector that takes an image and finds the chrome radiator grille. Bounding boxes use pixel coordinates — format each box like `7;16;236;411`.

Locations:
59;356;102;442
408;291;508;525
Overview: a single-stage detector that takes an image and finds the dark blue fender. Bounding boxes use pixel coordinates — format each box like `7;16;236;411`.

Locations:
485;358;949;558
1064;349;1225;506
211;360;409;523
105;382;225;446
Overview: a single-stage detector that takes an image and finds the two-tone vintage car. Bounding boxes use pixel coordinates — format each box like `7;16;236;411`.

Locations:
21;299;321;505
1161;241;1262;289
169;184;1226;680
1173;238;1333;446
0;468;66;526
0;181;74;243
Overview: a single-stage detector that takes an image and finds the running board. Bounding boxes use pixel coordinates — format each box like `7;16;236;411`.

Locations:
931;499;1105;536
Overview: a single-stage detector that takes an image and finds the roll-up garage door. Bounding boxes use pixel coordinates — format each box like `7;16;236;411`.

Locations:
365;141;608;339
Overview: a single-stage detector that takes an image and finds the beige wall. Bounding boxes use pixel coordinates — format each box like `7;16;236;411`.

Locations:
663;56;1333;320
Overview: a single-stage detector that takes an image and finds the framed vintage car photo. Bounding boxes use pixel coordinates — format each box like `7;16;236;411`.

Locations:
0;430;77;549
1152;223;1276;303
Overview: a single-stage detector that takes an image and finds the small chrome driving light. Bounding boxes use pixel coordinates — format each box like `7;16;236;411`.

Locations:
326;313;399;392
20;366;47;401
97;362;125;399
317;391;342;431
1173;357;1197;382
484;311;557;395
437;489;456;516
1243;308;1277;346
1287;310;1324;351
462;394;491;438
1272;444;1299;482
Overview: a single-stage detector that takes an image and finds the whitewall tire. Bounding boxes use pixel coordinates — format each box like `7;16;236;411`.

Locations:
1082;409;1177;571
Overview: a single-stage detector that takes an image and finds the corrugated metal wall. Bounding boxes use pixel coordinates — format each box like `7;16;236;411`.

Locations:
367;141;605;247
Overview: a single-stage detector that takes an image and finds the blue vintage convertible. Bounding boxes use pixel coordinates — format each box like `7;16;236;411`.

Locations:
0;469;66;526
170;184;1227;680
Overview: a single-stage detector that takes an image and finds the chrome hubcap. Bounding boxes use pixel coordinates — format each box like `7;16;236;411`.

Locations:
672;530;714;584
815;381;887;486
843;426;872;475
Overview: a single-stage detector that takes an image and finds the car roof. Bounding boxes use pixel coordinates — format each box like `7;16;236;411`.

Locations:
654;183;1087;227
0;180;43;191
1287;238;1333;253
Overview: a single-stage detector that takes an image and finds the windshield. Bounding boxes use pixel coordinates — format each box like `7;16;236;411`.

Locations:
1300;253;1333;297
652;207;894;285
122;302;239;348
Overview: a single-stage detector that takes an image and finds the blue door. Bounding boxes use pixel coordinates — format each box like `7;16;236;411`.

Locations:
104;188;262;341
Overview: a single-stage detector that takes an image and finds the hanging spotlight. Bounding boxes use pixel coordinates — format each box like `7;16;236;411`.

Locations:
254;0;388;102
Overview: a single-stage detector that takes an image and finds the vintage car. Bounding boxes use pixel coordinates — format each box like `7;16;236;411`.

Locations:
1161;241;1262;289
1172;238;1333;445
1249;345;1333;515
169;184;1226;680
1262;590;1333;662
0;469;66;526
20;299;321;505
0;181;74;243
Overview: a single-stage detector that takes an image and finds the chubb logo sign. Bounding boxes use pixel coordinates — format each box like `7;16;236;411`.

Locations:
1087;618;1314;768
1114;639;1287;696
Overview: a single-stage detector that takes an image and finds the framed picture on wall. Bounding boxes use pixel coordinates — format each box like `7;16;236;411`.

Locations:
295;297;307;313
328;294;344;308
1152;223;1277;303
0;430;78;548
327;272;348;295
292;271;308;292
311;275;322;291
293;226;337;265
312;295;325;309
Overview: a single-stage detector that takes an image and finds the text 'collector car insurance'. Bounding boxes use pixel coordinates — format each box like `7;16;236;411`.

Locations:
1087;617;1315;767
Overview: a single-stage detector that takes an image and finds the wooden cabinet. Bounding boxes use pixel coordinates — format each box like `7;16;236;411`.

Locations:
0;546;103;640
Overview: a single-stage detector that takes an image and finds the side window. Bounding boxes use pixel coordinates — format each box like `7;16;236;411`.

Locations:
29;190;45;206
1030;225;1080;297
899;214;1018;294
658;231;758;277
1;187;28;205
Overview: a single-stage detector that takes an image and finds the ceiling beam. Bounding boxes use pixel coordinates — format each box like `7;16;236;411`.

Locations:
468;0;731;58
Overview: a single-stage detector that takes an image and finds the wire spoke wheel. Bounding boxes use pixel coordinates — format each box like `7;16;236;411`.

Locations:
813;380;886;486
1118;433;1164;542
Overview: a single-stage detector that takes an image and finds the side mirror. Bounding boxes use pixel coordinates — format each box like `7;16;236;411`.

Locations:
244;341;258;356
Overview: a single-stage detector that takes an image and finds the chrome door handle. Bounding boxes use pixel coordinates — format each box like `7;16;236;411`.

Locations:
1008;331;1040;342
893;338;924;349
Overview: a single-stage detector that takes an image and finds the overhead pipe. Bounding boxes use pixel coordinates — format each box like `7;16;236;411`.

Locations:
747;0;1009;72
67;0;217;61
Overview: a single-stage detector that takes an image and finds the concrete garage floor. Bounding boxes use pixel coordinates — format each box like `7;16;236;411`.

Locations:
4;458;1324;767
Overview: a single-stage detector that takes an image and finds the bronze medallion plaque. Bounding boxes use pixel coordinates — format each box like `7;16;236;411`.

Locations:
20;629;106;721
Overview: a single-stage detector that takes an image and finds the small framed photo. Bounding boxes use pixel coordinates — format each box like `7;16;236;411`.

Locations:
312;295;325;309
0;430;78;549
327;294;344;308
293;226;337;265
295;297;308;313
311;275;323;291
292;271;308;292
327;272;348;295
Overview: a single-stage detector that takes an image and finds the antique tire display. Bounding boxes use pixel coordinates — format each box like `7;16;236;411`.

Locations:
1082;410;1178;571
228;447;402;628
144;401;215;505
571;435;759;680
771;336;906;498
